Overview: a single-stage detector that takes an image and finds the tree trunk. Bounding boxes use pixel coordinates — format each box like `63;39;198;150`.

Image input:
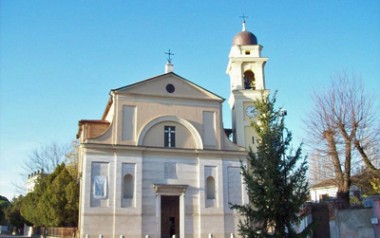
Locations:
341;141;351;208
336;169;351;208
337;190;350;208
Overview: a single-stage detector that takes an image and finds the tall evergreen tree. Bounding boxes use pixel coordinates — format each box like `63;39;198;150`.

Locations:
21;163;79;227
231;92;311;238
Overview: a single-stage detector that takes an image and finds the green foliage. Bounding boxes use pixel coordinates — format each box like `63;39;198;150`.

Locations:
350;196;363;207
0;195;11;225
4;195;30;231
231;92;311;238
370;177;380;194
21;191;44;226
0;195;10;207
21;163;79;227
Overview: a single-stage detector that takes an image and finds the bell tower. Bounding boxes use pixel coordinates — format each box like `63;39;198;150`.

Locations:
226;19;269;150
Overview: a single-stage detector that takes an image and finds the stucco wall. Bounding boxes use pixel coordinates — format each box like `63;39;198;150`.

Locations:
334;208;374;238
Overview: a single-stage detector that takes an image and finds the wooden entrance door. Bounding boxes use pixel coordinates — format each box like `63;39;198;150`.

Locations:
161;196;179;238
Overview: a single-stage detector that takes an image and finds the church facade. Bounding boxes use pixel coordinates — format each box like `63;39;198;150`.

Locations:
77;21;268;238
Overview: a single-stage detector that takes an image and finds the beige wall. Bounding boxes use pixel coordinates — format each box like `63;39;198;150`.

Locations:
78;145;246;238
116;96;222;149
80;74;245;153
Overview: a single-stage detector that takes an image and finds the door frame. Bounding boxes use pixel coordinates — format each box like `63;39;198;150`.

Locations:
153;184;188;238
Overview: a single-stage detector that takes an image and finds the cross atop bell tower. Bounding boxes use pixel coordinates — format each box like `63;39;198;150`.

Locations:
239;14;248;31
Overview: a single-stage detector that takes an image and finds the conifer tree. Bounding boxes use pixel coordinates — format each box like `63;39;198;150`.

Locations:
231;92;311;238
21;163;79;227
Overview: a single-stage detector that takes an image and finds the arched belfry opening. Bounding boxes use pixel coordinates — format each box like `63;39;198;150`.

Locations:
243;70;255;90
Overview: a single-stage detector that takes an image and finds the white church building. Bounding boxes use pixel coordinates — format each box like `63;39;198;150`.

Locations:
76;20;268;238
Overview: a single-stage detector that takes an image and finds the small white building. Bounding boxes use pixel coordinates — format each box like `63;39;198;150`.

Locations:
25;170;45;193
309;179;338;202
309;179;361;203
77;20;268;238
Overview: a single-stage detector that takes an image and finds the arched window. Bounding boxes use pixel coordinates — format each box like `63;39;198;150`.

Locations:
123;174;134;199
206;176;216;199
243;70;256;90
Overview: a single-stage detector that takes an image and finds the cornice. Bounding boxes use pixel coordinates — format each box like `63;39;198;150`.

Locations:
80;142;247;156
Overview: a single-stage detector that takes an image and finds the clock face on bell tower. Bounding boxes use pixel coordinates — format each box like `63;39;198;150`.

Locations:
226;20;269;150
245;105;256;118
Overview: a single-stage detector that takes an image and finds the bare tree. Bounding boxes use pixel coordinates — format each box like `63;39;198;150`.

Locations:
12;142;78;196
22;142;71;175
64;140;80;178
305;72;380;207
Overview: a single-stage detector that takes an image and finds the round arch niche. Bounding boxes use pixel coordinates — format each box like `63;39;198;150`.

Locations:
137;116;203;149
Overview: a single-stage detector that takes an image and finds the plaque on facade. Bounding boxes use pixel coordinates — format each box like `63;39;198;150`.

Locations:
164;162;177;179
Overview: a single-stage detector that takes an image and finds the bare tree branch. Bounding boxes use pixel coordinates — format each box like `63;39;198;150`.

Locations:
22;142;71;175
304;72;380;206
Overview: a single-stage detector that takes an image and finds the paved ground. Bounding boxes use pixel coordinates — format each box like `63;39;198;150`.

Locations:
0;234;31;238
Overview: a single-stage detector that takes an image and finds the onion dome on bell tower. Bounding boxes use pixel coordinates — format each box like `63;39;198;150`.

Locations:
232;19;258;46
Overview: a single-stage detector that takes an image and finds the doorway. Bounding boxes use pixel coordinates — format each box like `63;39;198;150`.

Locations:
161;195;179;238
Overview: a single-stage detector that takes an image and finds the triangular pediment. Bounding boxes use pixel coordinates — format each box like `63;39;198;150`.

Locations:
112;72;224;101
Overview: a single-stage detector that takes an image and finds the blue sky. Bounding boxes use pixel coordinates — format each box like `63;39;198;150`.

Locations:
1;1;379;200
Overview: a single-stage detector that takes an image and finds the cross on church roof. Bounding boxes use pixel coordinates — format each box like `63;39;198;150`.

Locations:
239;13;249;22
165;49;174;64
